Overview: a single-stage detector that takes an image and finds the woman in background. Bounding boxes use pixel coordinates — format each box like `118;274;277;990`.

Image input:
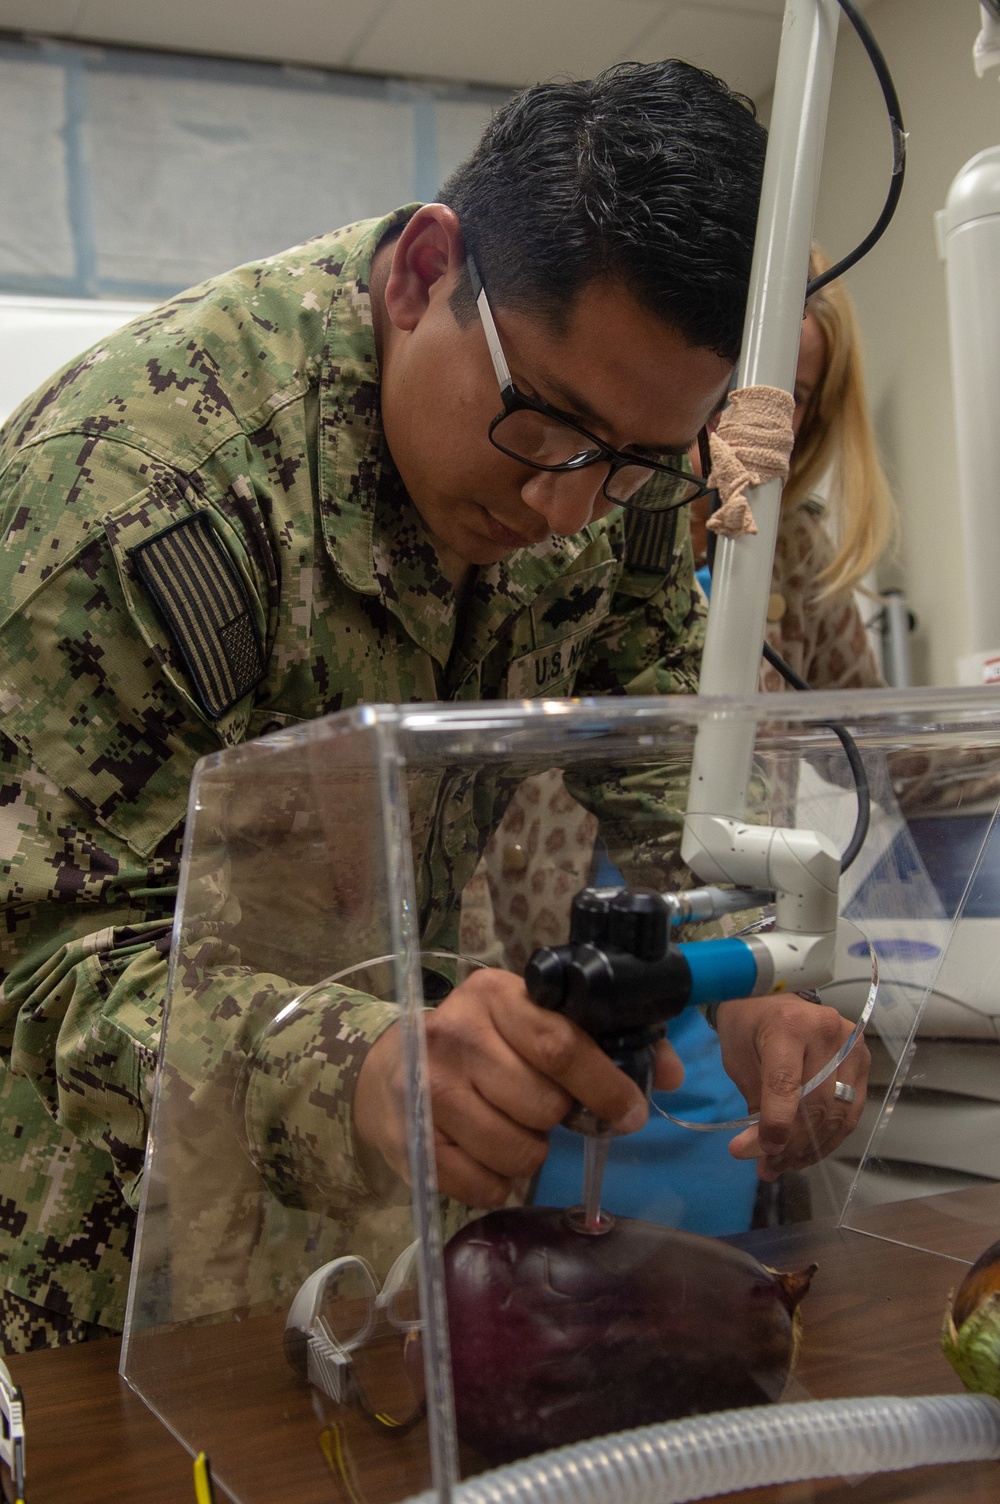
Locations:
460;248;896;1232
733;242;896;692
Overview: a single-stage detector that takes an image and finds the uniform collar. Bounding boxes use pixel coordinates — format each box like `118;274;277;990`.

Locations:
317;204;416;598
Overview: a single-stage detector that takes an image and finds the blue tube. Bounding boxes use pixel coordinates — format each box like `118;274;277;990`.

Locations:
676;938;758;1007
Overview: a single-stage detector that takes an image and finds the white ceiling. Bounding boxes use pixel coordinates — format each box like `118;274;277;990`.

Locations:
0;0;801;101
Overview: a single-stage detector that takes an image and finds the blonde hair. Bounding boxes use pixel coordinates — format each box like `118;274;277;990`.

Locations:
783;245;896;598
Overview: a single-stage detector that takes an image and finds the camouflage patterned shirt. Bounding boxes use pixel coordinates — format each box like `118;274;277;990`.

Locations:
0;209;704;1336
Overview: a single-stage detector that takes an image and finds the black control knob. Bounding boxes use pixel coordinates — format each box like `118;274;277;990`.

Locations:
607;890;668;962
569;888;614;945
523;947;568;1011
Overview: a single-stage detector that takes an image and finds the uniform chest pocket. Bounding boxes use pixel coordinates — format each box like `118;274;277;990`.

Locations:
506;623;597;696
505;561;617;698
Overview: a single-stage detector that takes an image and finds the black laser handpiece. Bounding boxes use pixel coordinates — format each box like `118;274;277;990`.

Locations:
525;886;761;1101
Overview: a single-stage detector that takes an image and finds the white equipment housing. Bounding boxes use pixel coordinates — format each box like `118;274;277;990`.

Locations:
937;144;1000;673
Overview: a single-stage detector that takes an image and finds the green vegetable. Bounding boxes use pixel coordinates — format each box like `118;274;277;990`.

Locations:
942;1235;1000;1399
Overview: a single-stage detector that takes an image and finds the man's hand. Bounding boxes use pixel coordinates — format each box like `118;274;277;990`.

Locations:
353;966;684;1207
716;993;869;1181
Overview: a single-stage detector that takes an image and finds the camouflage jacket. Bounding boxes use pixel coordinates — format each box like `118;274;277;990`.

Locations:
0;208;704;1333
759;496;884;693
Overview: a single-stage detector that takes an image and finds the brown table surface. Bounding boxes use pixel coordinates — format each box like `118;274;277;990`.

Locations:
9;1184;1000;1504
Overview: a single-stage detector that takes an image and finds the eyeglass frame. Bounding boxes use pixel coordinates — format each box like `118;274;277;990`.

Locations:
466;252;716;514
286;1243;425;1431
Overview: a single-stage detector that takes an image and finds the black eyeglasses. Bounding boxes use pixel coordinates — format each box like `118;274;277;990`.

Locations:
467;253;714;514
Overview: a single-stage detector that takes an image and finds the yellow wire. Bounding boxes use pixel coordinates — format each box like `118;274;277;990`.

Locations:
193;1451;216;1504
319;1424;366;1504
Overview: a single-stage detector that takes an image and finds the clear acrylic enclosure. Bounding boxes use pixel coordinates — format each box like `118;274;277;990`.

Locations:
121;687;1000;1502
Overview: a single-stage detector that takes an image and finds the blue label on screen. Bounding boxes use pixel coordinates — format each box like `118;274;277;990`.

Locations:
847;938;941;962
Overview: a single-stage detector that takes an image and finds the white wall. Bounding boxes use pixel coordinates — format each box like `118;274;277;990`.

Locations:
811;0;1000;685
0;296;152;425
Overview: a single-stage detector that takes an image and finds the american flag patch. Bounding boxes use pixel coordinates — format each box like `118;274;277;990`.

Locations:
624;506;679;574
129;512;266;720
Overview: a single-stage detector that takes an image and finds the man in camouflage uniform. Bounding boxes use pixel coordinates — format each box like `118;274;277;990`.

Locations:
0;61;867;1351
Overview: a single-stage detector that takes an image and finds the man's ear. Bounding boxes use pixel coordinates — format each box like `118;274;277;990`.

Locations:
383;204;465;333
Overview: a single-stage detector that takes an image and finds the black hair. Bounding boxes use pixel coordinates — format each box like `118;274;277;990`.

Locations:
439;60;767;361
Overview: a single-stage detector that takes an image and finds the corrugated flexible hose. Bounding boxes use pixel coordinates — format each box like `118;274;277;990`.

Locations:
403;1395;1000;1504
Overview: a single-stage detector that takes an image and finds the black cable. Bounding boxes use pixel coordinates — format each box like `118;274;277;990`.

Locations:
761;639;871;872
698;426;719;577
806;0;906;299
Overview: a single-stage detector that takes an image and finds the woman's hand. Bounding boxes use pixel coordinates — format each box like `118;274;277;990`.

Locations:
715;993;869;1181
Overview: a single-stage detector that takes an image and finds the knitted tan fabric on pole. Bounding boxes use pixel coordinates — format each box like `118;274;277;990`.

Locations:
705;385;796;539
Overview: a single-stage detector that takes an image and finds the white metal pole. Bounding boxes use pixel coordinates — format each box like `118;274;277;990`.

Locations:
684;0;841;845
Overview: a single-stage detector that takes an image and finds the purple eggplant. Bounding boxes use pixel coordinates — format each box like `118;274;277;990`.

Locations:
444;1206;815;1464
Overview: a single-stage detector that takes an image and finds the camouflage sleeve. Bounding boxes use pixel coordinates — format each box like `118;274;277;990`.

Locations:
0;418;209;1206
160;917;403;1216
239;983;402;1210
3;880;401;1218
0;433;397;1213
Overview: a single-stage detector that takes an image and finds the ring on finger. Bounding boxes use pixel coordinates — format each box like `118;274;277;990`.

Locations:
833;1080;857;1105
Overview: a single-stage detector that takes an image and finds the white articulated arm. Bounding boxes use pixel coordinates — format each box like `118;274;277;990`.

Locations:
682;815;840;933
682;812;840;995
